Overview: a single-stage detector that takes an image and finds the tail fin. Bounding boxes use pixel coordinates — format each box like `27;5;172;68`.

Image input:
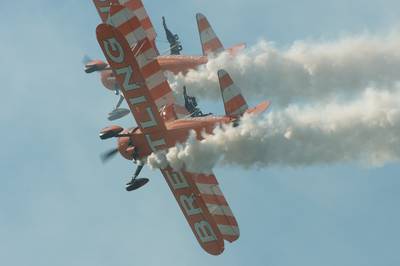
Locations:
196;13;224;56
218;70;248;117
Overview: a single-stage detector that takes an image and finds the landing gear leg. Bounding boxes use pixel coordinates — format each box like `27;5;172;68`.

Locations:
115;94;124;109
126;161;149;191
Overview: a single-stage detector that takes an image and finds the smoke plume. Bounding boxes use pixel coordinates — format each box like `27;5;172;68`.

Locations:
169;32;400;105
148;87;400;172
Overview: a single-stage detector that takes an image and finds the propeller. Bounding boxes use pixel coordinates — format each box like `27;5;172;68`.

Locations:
101;148;119;164
99;126;138;163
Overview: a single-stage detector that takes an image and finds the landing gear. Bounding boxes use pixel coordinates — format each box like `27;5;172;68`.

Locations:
126;162;149;191
108;108;130;121
108;94;130;121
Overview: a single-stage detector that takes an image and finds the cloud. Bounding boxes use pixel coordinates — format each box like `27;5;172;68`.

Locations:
148;87;400;173
169;31;400;105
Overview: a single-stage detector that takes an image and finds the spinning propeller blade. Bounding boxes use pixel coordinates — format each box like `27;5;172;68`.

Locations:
101;148;119;164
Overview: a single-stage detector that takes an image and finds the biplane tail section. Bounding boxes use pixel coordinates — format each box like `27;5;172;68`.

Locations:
196;13;225;56
218;69;249;117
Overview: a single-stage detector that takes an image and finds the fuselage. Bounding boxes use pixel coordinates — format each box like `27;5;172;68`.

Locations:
157;55;208;75
100;70;116;91
96;43;246;92
116;100;271;161
100;55;208;91
117;115;232;161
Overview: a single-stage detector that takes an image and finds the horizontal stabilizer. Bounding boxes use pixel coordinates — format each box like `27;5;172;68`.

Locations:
245;101;271;116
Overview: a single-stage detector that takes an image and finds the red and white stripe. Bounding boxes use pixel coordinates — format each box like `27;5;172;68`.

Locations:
94;1;158;53
193;173;240;242
218;70;248;117
196;13;224;56
92;0;119;22
119;0;157;51
108;4;147;47
132;38;175;110
108;4;174;110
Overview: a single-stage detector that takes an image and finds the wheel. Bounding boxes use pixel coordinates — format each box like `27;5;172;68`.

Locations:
126;178;149;191
108;108;130;121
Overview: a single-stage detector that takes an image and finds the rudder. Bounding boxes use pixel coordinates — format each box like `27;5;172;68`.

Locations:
196;13;224;56
218;70;248;117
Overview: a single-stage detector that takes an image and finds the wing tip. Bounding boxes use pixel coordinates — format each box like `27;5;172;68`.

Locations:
217;69;228;78
196;12;206;21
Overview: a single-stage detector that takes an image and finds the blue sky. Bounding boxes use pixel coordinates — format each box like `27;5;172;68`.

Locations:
1;0;400;265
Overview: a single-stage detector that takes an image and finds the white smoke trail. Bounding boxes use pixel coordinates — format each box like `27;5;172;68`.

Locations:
169;31;400;105
148;87;400;173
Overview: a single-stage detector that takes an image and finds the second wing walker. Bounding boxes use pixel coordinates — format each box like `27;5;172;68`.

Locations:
94;2;269;256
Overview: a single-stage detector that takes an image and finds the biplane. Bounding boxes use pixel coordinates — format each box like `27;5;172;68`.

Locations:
93;2;269;255
87;0;245;120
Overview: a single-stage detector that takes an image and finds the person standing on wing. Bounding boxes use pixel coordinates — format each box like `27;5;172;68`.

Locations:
183;86;211;117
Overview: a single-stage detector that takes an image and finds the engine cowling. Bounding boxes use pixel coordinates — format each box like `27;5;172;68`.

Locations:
100;70;118;91
99;125;123;140
117;129;137;161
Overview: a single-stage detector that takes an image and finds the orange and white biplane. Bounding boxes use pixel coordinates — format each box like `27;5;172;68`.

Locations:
87;0;245;120
94;3;268;255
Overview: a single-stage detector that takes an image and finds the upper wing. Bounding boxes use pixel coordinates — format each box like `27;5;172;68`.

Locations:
107;4;175;111
97;23;169;156
120;0;157;46
92;0;118;23
92;0;158;54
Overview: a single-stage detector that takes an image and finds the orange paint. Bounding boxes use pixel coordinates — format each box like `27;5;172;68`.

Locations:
100;70;116;91
92;2;254;255
157;55;208;74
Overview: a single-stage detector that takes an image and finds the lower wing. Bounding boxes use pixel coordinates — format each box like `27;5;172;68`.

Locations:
193;173;240;243
160;167;239;255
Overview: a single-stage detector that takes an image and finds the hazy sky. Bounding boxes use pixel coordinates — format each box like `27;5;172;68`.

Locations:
1;1;400;265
